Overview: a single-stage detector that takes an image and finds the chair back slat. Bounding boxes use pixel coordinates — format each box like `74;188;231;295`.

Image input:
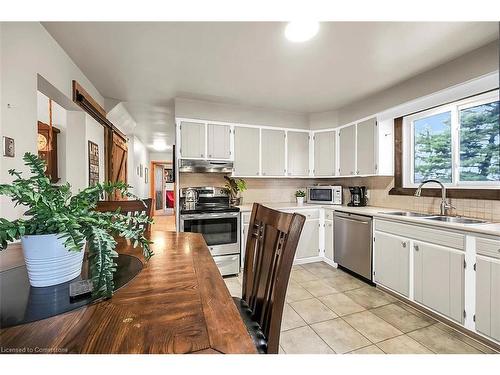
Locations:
96;198;153;232
241;203;305;354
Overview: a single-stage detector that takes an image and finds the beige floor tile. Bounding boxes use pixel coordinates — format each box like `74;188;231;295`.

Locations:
279;326;334;354
301;262;340;278
281;304;307;332
343;311;403;343
223;277;242;298
311;318;371;353
348;345;384;354
279;346;286;354
285;282;314;302
377;335;433;354
344;286;396;309
319;293;366;316
407;324;482;354
395;301;437;322
323;274;366;292
290;298;338;324
371;303;435;333
433;323;498;354
290;268;319;283
300;279;339;297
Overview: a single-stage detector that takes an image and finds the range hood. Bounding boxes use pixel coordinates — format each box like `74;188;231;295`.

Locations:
179;159;234;173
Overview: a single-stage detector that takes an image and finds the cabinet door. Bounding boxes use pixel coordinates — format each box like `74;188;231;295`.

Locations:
476;257;500;341
207;123;231;159
296;219;320;259
413;241;464;323
374;231;409;296
356;118;376;175
324;220;334;261
339;125;356;176
241;222;250;268
261;129;286;176
314;131;336;176
287;131;310;176
234;127;260;176
180;121;205;158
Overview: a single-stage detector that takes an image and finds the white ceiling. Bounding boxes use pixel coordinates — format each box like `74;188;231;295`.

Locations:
42;22;498;147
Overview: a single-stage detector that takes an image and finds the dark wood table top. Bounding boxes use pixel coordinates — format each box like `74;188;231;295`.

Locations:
0;231;256;354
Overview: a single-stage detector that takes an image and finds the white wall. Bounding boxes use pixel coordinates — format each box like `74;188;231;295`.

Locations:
150;151;172;162
127;136;150;199
1;22;105;220
308;110;339;130
175;97;309;129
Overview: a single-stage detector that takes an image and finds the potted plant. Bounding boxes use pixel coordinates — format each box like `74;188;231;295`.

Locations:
224;176;247;206
0;153;153;298
295;190;306;205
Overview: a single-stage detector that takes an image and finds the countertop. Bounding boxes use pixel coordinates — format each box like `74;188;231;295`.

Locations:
237;202;500;237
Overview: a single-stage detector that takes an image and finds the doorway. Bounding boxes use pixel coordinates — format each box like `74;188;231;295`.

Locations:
150;161;175;217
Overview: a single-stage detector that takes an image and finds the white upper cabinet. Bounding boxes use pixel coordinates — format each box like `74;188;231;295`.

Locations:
180;121;205;158
233;126;260;176
287;131;310;176
356;118;376;175
314;131;336;176
207;123;231;160
339;124;356;176
261;129;286;176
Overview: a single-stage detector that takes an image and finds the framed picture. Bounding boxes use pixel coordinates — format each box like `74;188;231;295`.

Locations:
136;166;140;176
88;141;99;186
145;167;149;183
140;164;143;177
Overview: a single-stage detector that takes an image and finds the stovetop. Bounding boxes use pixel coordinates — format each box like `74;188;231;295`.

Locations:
180;205;240;215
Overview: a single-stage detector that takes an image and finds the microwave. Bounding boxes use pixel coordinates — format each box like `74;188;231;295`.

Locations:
307;186;342;205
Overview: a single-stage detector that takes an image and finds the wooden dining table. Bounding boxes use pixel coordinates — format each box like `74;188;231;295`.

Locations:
0;231;257;354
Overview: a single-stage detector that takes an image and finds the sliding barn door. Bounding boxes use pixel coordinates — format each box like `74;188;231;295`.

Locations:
110;132;128;200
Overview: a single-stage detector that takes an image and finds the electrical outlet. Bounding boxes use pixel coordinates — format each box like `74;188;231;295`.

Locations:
3;136;15;157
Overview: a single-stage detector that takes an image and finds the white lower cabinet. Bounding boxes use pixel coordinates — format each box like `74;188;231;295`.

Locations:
475;256;500;342
324;220;334;262
413;240;465;324
373;231;409;297
296;219;320;259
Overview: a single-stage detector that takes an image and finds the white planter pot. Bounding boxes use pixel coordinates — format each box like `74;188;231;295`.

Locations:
21;234;85;287
296;197;304;205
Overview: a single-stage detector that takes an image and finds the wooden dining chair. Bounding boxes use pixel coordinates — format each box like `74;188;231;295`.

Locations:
233;203;306;354
96;198;153;232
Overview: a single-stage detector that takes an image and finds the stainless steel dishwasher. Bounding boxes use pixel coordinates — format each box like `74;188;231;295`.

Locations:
334;211;373;281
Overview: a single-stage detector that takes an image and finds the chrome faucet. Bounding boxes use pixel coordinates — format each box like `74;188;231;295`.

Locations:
414;179;454;216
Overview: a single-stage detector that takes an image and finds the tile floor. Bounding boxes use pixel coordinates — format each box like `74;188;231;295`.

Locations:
223;261;498;354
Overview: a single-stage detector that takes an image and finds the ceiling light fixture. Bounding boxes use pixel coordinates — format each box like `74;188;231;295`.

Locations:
152;139;168;151
285;21;320;42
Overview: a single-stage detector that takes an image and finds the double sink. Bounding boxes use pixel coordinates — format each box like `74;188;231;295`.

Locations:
383;211;487;224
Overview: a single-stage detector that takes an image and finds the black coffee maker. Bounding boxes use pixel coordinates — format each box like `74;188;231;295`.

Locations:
347;186;367;207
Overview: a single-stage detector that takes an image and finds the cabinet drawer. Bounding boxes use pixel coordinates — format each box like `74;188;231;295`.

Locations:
476;237;500;260
294;210;320;219
214;254;240;276
325;210;334;221
375;219;465;250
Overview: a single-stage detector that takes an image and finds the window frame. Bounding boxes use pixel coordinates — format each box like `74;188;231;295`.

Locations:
402;90;500;189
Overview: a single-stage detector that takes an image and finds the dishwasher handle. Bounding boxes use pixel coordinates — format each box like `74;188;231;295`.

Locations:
334;212;372;224
335;216;370;225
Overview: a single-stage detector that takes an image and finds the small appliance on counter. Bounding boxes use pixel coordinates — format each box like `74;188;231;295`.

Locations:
347;186;367;207
306;185;342;205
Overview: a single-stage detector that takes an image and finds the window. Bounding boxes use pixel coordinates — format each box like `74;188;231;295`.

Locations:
403;90;500;188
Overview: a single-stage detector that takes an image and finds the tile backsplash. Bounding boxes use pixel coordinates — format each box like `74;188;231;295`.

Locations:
179;173;500;222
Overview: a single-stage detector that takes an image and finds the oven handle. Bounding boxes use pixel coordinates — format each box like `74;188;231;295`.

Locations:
181;212;240;220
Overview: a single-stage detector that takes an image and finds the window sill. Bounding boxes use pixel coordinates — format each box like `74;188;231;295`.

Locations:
389;187;500;200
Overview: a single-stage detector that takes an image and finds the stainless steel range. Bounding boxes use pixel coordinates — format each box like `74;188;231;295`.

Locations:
179;186;240;276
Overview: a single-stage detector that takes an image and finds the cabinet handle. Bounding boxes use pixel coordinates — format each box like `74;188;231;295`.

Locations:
200;154;204;157
401;242;407;248
208;154;212;158
414;245;419;251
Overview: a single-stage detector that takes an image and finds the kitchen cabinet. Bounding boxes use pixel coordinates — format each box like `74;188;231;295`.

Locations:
180;121;205;158
234;126;260;176
356;118;376;175
314;131;336;176
287;131;310;176
413;241;465;323
261;129;286;176
475;255;500;342
324;220;334;261
207;123;231;159
296;218;320;259
338;124;356;176
374;231;410;297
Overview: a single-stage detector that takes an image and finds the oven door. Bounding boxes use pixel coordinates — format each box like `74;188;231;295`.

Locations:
307;188;333;204
180;212;240;256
